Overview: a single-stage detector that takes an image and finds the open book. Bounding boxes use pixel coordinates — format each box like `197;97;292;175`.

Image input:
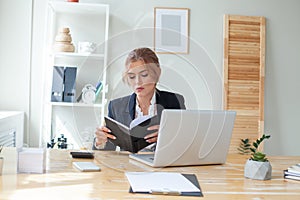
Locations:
104;115;159;153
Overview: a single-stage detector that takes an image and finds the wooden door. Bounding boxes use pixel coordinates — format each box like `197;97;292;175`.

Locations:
223;15;266;153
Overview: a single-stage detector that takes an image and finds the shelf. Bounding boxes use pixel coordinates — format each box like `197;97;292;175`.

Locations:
51;102;104;108
49;1;109;15
44;0;109;149
53;52;105;60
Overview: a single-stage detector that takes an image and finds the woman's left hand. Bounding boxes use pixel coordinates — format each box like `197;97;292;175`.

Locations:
144;125;159;143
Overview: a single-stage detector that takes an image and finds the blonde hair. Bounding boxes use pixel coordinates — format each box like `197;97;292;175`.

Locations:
122;47;161;84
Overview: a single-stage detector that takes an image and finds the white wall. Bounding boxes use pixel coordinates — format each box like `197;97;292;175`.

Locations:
85;0;300;156
0;0;32;145
1;0;300;155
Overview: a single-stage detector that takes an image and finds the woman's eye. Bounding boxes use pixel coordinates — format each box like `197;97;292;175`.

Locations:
128;75;136;79
141;72;148;77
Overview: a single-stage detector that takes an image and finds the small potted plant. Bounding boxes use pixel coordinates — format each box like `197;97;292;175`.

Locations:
240;134;272;180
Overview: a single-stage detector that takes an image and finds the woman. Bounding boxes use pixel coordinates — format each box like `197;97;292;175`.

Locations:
94;47;185;150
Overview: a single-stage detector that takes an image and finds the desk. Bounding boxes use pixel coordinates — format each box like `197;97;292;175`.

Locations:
0;150;299;199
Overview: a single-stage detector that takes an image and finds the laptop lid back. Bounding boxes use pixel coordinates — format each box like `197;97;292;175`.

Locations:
152;110;236;167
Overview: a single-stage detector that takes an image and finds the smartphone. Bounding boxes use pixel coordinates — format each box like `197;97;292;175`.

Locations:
70;151;94;159
73;162;101;172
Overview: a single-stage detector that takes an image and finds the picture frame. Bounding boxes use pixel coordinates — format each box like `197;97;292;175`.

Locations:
154;7;190;54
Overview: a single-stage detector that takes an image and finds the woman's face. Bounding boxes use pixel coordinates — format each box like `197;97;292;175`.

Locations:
126;60;157;98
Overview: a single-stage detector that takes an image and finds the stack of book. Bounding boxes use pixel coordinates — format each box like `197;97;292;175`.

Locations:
284;164;300;181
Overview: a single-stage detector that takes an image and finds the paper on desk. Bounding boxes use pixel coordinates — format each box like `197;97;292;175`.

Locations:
125;172;200;193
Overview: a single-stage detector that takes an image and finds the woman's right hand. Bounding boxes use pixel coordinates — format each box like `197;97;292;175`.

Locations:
95;126;116;146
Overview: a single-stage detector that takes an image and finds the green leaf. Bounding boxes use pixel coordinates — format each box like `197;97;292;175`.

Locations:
253;143;258;148
239;134;271;161
250;148;256;153
252;152;267;161
243;138;249;144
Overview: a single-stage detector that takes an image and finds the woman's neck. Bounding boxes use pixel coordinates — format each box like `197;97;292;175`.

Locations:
137;91;155;115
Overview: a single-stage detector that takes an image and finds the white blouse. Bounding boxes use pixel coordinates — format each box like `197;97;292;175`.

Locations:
135;92;157;118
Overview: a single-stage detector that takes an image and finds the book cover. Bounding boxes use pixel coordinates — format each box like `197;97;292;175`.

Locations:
104;115;159;153
95;81;103;103
284;174;300;181
95;81;103;97
284;170;300;177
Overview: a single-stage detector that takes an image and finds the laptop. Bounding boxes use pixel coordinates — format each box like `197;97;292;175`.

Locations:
129;109;236;167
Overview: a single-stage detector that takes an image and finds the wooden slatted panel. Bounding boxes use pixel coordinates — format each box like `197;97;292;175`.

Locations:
223;15;265;153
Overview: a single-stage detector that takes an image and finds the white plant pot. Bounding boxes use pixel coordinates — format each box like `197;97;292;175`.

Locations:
244;159;272;180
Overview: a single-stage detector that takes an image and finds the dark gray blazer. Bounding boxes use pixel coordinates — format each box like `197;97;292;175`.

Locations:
96;89;186;150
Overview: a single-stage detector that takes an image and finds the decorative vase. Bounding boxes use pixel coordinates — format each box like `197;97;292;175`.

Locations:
244;159;272;180
53;27;75;53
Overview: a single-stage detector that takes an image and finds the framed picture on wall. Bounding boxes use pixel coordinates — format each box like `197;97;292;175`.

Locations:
154;7;190;54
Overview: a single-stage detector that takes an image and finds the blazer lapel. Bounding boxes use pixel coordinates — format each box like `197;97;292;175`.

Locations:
155;90;166;121
128;93;136;120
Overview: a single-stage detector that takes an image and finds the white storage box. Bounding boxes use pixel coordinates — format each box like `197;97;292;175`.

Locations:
18;148;46;173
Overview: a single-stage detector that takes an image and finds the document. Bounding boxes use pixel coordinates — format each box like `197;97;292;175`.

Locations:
125;172;202;196
104;115;159;153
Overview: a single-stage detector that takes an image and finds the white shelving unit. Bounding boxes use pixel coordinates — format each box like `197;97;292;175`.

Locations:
42;1;109;149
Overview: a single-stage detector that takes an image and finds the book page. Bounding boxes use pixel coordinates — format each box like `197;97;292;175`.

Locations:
129;115;154;129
